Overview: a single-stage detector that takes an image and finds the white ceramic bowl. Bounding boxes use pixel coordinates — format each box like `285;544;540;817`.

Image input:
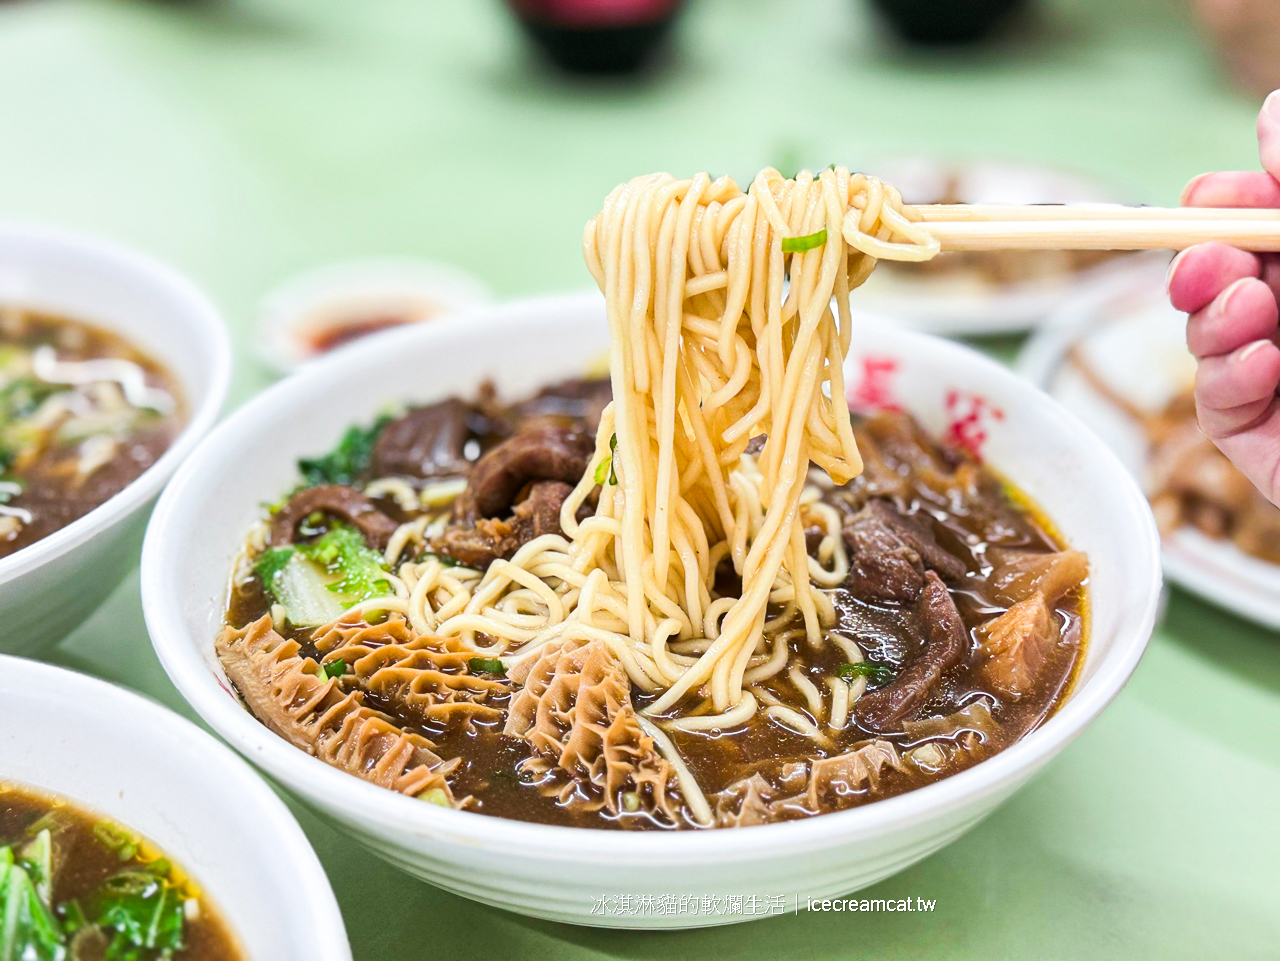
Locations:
142;292;1162;929
0;224;230;655
0;655;351;960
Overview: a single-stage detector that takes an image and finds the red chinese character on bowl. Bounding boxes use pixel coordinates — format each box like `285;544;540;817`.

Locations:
945;389;1004;460
849;355;901;412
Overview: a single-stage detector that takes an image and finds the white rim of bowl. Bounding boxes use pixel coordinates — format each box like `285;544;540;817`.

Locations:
0;223;231;585
143;291;1162;864
0;654;352;960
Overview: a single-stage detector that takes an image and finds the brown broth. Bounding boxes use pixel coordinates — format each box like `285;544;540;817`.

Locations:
225;384;1087;830
0;783;243;960
0;308;185;559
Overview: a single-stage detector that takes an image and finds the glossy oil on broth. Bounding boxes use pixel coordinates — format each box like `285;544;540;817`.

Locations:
223;376;1087;831
0;784;242;960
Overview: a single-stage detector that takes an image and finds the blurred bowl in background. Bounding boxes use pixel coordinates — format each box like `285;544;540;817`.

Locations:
508;0;684;74
867;0;1028;45
0;224;230;656
852;158;1167;335
257;258;492;376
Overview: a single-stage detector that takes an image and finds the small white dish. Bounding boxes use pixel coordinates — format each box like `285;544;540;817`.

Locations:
257;258;492;375
853;158;1166;334
0;224;230;656
1020;270;1280;629
142;292;1161;929
0;655;351;960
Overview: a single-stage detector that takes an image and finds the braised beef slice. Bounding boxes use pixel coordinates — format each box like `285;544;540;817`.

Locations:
434;480;574;569
513;377;612;433
854;571;967;732
454;423;593;520
270;484;398;550
861;413;963;476
371;398;474;479
433;422;592;567
841;500;965;602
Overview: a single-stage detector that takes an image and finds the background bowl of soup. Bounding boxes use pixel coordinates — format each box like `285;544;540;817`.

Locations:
141;292;1162;928
0;223;230;655
0;654;352;958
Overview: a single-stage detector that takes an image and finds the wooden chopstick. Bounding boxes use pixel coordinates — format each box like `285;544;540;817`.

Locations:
906;203;1280;252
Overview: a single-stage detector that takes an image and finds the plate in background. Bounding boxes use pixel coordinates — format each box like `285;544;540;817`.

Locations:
855;158;1168;335
1020;269;1280;629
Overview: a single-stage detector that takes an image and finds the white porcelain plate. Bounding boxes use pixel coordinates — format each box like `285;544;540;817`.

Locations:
1020;269;1280;629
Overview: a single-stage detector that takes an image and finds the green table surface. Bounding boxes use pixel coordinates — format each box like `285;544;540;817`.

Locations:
3;0;1278;956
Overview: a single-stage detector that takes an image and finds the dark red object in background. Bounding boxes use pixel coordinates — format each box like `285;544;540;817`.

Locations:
509;0;683;74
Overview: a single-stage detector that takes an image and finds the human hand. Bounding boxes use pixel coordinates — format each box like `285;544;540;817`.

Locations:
1167;91;1280;506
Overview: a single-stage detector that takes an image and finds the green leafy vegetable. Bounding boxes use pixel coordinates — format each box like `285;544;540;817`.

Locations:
781;229;827;254
0;378;63;422
323;658;347;680
253;547;295;589
0;844;65;961
18;831;53;904
58;899;87;935
468;657;506;676
594;434;618;486
837;661;896;685
88;872;186;961
256;525;392;627
297;414;391;487
301;526;391;600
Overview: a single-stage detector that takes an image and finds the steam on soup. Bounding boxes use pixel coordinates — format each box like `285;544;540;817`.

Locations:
0;308;184;558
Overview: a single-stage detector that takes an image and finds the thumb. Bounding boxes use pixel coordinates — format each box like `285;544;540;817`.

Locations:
1258;90;1280;178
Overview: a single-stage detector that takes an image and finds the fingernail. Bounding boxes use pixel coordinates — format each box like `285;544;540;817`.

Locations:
1181;173;1211;205
1266;89;1280;120
1166;248;1190;294
1237;339;1269;362
1219;276;1253;315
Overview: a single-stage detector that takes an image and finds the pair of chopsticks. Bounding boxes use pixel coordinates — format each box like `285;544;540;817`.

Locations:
908;203;1280;252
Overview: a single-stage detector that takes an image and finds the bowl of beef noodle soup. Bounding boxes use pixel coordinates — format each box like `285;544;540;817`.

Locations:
0;225;229;655
0;655;351;959
144;170;1161;928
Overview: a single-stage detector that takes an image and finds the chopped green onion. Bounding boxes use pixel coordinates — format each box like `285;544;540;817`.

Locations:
594;434;619;486
418;788;450;807
323;658;347;680
621;791;641;813
59;898;88;934
468;656;506;676
143;858;172;879
781;229;827;254
838;661;896;685
92;822;137;859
